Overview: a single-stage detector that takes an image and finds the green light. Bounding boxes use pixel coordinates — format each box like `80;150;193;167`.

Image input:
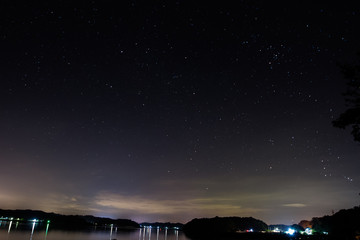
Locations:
47;220;51;223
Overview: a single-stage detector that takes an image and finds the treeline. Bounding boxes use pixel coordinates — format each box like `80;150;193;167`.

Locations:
311;206;360;240
183;216;268;238
0;209;139;230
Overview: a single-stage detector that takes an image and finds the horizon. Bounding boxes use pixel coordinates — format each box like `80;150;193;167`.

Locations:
1;1;360;226
0;206;353;226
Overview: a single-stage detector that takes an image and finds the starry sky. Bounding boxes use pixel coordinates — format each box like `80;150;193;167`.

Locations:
1;1;360;225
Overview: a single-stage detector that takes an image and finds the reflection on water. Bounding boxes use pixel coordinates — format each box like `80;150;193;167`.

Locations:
30;220;36;240
139;227;178;240
139;227;177;240
45;222;49;240
8;220;13;233
0;220;190;240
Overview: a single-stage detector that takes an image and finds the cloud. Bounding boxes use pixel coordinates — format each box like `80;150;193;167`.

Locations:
95;192;241;213
93;191;266;221
282;203;307;208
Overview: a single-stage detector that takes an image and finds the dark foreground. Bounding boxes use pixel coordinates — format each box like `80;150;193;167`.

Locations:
186;232;334;240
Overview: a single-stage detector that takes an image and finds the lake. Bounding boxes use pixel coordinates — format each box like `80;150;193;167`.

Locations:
0;220;191;240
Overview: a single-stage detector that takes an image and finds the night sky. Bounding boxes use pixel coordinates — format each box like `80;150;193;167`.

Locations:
1;1;360;225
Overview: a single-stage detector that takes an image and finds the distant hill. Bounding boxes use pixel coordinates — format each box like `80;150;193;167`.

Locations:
311;206;360;240
0;209;139;230
183;216;268;238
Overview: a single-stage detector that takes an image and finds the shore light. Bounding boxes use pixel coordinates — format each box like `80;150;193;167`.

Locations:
286;228;295;235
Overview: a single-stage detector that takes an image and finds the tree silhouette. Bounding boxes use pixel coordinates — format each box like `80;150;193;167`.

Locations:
333;56;360;142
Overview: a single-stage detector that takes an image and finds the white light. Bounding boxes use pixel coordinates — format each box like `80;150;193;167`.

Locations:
305;228;312;235
286;228;295;235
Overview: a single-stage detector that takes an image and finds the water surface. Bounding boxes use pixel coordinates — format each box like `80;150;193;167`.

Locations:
0;220;190;240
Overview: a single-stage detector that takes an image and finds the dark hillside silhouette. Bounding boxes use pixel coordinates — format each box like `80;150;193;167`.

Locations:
0;209;139;230
312;206;360;240
183;216;268;238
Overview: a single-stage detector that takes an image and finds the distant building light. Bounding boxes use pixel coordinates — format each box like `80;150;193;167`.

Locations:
285;228;295;235
273;228;280;233
305;228;312;235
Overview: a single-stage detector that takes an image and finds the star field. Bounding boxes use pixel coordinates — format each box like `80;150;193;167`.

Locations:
1;1;360;224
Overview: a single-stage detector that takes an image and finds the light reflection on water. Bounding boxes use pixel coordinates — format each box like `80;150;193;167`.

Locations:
0;221;190;240
139;227;181;240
